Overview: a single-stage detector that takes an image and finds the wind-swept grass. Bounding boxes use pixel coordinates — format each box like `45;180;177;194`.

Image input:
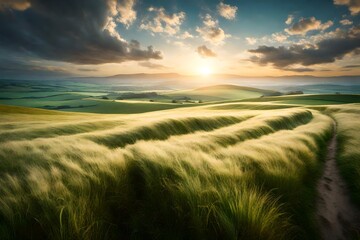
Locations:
87;115;252;148
0;105;334;240
326;104;360;206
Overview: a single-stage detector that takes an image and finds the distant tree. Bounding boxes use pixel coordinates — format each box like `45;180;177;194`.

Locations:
101;96;109;100
116;97;124;100
120;92;158;99
172;99;178;103
149;99;154;102
198;100;203;103
284;91;303;95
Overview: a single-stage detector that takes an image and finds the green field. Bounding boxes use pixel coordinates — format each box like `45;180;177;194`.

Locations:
165;84;281;102
240;94;360;105
0;82;360;239
325;105;360;205
0;83;284;113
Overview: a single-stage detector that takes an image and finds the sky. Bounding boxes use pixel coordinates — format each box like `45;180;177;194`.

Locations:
0;0;359;79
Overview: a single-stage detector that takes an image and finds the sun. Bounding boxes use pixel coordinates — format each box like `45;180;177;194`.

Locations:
199;66;212;76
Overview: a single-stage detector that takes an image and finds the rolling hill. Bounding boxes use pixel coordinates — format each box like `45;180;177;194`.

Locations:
1;94;360;239
165;84;281;101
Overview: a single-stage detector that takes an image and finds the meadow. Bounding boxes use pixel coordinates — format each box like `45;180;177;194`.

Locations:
326;105;360;205
0;81;360;239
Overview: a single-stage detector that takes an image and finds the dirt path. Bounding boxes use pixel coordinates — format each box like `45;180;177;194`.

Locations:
316;122;360;240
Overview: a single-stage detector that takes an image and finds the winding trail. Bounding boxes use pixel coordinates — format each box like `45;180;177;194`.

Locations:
316;122;360;240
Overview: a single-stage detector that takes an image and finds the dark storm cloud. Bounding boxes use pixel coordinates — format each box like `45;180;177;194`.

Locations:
0;0;162;64
0;57;71;79
77;68;98;72
282;67;315;72
0;0;30;11
285;17;333;35
343;64;360;68
249;26;360;68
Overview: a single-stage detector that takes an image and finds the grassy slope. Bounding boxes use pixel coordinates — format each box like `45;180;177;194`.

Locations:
0;96;195;114
0;102;335;240
2;82;358;114
165;84;280;101
61;99;195;114
239;94;360;105
325;104;360;206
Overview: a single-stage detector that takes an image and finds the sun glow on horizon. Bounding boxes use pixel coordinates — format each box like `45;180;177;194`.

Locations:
199;66;213;76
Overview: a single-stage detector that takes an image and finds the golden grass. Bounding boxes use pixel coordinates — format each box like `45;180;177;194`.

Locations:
326;104;360;205
0;105;334;239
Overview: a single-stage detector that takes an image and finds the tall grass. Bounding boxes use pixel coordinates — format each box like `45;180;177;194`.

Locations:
87;115;252;148
0;106;333;239
327;105;360;205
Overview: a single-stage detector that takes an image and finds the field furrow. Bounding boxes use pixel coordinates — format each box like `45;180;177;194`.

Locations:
0;106;334;240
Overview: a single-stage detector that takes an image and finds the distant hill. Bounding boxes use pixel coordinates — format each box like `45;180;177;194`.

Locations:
107;73;184;79
278;84;360;94
165;84;281;101
67;73;360;91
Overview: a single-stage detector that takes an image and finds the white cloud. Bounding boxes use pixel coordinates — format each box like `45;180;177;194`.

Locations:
285;17;333;35
140;7;185;35
245;37;257;45
117;0;137;28
178;31;194;39
217;2;238;20
285;15;294;25
104;17;124;41
203;14;217;27
334;0;360;15
340;19;353;25
173;41;186;47
320;20;334;30
272;33;288;42
196;14;230;45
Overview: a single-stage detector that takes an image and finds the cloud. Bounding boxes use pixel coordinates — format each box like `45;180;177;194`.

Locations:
77;68;98;72
172;41;186;47
116;0;137;28
196;45;217;58
0;0;30;11
285;15;294;25
249;26;360;68
282;67;315;72
285;17;333;35
321;20;335;30
178;31;194;39
104;17;124;41
0;0;162;64
340;19;353;25
272;33;288;42
217;2;238;20
196;14;230;45
245;37;257;45
140;7;185;35
139;61;168;69
343;64;360;68
334;0;360;15
107;0;137;29
0;56;72;79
